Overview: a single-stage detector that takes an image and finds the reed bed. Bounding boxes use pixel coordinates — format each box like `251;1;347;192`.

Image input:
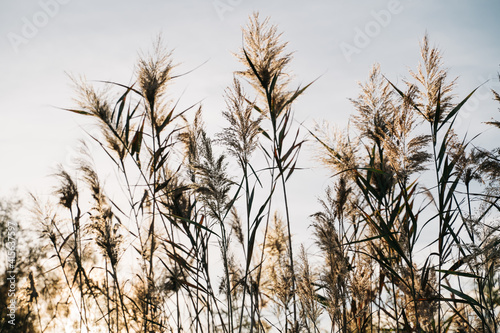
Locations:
1;13;499;333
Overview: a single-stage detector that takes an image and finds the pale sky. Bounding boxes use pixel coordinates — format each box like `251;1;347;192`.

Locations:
1;0;499;242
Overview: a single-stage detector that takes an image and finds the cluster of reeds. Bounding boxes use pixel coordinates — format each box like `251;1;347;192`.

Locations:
23;13;308;332
17;13;500;333
313;37;500;332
